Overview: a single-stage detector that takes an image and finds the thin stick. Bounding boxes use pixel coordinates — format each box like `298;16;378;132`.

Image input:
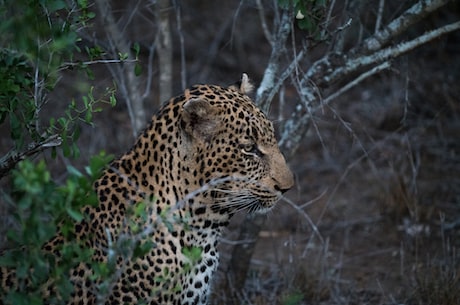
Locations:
375;0;385;34
255;0;273;44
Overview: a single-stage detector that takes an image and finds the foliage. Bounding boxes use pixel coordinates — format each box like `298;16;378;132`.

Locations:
47;86;117;159
182;246;203;273
281;290;304;305
0;0;116;158
0;0;120;303
278;0;328;38
0;151;113;305
0;50;34;149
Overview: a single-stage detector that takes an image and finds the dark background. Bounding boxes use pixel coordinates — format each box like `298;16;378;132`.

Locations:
1;1;459;304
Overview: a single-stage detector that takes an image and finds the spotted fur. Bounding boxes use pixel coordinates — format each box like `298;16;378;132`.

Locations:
1;74;294;305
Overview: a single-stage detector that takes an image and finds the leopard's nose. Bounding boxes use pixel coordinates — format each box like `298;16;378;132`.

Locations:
274;183;291;194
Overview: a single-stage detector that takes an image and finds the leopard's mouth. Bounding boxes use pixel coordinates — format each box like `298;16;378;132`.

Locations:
218;191;281;214
250;193;282;214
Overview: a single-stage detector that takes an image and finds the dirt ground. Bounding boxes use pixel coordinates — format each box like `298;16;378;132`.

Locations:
1;1;459;304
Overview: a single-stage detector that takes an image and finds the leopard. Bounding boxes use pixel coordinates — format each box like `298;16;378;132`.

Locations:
0;74;294;305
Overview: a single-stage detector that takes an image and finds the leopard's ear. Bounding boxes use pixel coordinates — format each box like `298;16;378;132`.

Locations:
182;98;219;142
229;73;254;95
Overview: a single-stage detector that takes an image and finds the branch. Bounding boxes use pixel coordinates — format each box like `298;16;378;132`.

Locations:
155;0;173;102
255;0;273;44
60;59;138;69
280;20;460;155
306;18;460;90
330;20;460;84
173;0;187;91
142;43;156;101
360;0;452;54
374;0;385;34
95;0;145;137
265;49;306;107
0;135;62;179
320;61;391;109
256;10;293;112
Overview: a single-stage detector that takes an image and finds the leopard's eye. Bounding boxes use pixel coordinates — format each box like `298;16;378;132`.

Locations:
241;143;262;157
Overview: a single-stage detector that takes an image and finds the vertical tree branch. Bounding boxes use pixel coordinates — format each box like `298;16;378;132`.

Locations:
95;0;145;136
226;5;295;295
155;0;173;102
374;0;385;33
256;9;293;112
172;0;186;91
255;0;273;43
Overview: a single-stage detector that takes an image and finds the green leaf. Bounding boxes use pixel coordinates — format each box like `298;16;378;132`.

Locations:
66;207;84;222
134;201;147;218
118;52;128;60
9;112;22;140
182;246;202;264
72;125;81;142
84;109;92;123
67;165;83;178
58;117;67;128
71;142;80;158
109;94;117;107
62;138;71;157
86;11;96;19
132;42;140;56
134;62;142;76
133;240;154;258
82;95;89;108
282;291;304;305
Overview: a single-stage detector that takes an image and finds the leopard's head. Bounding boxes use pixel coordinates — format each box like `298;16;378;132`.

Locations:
180;74;294;217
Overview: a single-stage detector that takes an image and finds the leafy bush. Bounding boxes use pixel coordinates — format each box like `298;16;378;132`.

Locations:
0;0;118;303
0;152;113;305
0;0;115;159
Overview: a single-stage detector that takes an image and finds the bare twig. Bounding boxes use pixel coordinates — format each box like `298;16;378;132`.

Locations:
320;61;391;109
320;0;336;39
375;0;385;34
142;43;156;101
361;0;452;54
331;20;460;83
0;135;62;179
61;59;138;68
284;197;324;244
33;58;44;134
255;0;273;44
279;20;460;155
265;49;306;110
